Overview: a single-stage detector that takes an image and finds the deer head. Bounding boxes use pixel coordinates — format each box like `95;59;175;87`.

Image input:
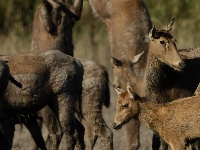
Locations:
36;0;83;34
31;0;83;55
113;83;140;130
147;18;185;71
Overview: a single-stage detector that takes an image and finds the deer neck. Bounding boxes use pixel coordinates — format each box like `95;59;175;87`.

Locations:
138;101;162;132
143;52;167;102
108;0;152;60
30;5;75;56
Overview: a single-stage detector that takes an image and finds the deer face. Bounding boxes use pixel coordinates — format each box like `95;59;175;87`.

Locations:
113;84;139;130
149;18;186;71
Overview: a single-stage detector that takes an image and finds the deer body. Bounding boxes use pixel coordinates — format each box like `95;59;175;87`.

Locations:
88;0;152;149
114;86;200;150
29;1;113;149
0;50;83;150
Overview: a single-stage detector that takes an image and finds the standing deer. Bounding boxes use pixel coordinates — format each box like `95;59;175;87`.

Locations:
0;50;83;150
88;0;200;149
30;0;113;150
112;22;200;149
113;83;200;150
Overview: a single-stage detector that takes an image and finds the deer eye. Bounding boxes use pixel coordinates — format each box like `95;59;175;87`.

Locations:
122;103;129;109
160;40;166;46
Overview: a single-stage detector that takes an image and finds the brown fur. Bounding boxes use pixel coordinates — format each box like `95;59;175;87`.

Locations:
29;1;113;150
0;60;47;150
114;85;200;150
88;0;153;149
112;27;200;149
89;0;200;149
0;50;83;150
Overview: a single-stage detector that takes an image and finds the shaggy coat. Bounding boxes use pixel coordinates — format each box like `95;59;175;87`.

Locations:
114;85;200;150
0;50;83;150
30;1;113;150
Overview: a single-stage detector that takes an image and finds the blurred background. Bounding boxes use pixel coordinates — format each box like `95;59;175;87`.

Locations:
0;0;199;149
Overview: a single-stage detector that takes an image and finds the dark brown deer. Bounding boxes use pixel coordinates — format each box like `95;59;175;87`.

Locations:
30;1;113;150
0;50;83;150
113;83;200;150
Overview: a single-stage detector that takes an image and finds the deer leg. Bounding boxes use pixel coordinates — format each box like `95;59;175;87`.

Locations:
74;117;85;150
24;119;47;150
125;119;140;150
39;106;63;150
0;120;15;150
152;133;161;150
56;93;77;150
96;119;113;150
81;119;98;150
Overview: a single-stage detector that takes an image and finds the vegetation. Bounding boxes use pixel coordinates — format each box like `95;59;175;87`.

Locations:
0;0;199;65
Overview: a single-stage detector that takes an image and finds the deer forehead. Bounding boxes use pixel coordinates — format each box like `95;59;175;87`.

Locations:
117;92;131;103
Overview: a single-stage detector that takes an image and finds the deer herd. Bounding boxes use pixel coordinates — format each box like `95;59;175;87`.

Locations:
0;0;199;150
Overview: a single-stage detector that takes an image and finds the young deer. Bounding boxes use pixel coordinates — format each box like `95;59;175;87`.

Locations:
113;83;200;150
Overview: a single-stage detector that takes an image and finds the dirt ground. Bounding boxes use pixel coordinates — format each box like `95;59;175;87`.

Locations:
12;88;153;150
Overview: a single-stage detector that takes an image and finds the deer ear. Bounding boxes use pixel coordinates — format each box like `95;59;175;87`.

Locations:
132;51;144;64
163;17;175;32
127;82;135;98
115;87;125;95
149;26;157;40
111;56;122;67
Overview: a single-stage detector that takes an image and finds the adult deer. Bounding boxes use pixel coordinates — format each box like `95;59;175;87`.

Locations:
88;0;200;149
88;0;152;149
112;21;200;149
0;50;83;150
30;0;113;149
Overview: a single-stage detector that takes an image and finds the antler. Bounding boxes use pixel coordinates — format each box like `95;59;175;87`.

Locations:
163;17;175;32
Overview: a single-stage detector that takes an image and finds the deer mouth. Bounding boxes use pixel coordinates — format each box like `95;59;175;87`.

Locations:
172;64;185;72
113;122;124;130
172;61;186;72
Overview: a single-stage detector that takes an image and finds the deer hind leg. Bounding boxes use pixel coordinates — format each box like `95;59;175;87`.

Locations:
73;118;85;150
55;93;77;150
24;119;47;150
81;109;113;150
96;118;113;150
81;119;98;150
38;106;63;150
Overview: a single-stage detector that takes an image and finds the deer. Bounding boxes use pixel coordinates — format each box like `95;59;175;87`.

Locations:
88;0;200;149
111;20;200;149
113;83;200;150
0;60;48;150
29;0;113;150
0;50;84;150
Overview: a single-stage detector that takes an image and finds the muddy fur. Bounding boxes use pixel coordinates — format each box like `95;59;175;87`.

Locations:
0;50;83;150
29;1;113;150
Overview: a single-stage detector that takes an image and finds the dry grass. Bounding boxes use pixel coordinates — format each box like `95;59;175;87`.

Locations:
0;1;199;150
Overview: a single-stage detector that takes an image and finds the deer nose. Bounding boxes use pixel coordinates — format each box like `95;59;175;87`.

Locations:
179;61;186;69
113;122;117;129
